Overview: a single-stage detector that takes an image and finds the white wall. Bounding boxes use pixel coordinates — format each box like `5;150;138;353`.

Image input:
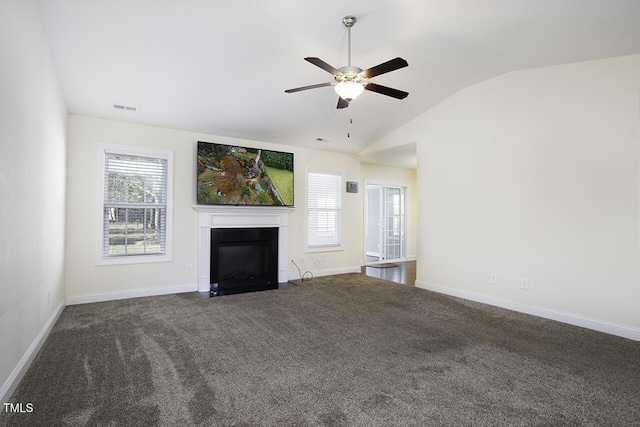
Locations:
65;115;363;299
376;54;640;338
289;147;364;277
0;0;68;400
361;163;418;260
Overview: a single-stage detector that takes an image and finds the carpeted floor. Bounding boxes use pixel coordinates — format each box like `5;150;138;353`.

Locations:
1;273;639;426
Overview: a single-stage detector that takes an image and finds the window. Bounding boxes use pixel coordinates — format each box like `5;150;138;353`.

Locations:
307;169;342;250
96;144;173;265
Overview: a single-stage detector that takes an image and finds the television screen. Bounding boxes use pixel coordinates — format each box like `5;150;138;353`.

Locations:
197;141;294;206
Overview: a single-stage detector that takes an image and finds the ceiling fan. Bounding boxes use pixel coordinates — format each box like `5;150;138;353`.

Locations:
285;15;409;109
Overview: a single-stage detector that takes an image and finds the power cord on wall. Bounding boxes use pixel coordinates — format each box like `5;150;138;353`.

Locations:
291;260;313;283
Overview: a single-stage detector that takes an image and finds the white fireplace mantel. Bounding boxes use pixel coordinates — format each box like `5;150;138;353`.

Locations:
193;205;294;292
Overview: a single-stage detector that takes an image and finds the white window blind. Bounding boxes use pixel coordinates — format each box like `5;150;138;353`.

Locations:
102;151;168;258
307;170;342;248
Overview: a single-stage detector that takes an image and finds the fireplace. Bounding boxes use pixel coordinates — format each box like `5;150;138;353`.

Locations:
193;206;293;294
210;227;278;296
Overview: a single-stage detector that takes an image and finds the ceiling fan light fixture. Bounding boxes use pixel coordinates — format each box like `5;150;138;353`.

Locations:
284;15;408;109
334;80;364;102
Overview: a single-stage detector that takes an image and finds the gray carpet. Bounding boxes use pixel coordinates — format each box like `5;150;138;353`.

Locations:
1;273;639;426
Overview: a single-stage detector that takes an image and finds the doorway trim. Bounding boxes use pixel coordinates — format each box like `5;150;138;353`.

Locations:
364;180;408;265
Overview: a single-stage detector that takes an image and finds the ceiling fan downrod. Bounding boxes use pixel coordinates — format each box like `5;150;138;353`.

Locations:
343;15;356;67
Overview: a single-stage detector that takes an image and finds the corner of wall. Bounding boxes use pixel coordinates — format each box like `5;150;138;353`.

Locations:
0;300;65;403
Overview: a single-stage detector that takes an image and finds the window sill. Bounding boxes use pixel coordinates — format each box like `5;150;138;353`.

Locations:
304;246;344;254
96;254;172;266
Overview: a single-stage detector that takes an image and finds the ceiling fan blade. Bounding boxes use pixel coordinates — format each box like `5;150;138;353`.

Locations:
365;83;409;100
337;97;349;109
285;82;333;93
362;57;408;79
305;57;343;76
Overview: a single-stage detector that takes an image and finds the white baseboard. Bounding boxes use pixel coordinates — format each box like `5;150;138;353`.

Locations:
1;299;65;403
416;280;640;341
288;265;361;281
314;266;362;277
66;283;198;305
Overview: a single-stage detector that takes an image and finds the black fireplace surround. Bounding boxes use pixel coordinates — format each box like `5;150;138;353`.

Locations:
210;227;278;296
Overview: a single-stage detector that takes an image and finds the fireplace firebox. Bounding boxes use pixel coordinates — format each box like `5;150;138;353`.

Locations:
210;227;278;296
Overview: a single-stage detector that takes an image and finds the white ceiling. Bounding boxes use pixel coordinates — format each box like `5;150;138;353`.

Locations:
36;0;640;167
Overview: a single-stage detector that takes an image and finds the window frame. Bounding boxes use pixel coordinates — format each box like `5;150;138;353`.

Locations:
305;167;344;253
95;143;173;266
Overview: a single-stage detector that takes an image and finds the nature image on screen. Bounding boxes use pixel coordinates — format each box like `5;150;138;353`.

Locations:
197;141;294;206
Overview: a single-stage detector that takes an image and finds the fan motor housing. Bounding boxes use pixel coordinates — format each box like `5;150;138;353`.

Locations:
339;65;362;74
336;66;365;84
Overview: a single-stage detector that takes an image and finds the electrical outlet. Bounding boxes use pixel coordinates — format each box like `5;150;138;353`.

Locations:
186;264;193;273
521;278;529;290
489;273;497;284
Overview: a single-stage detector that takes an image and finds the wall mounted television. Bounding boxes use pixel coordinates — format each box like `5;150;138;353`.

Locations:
197;141;294;207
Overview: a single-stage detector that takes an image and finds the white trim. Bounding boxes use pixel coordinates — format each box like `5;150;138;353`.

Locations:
305;166;344;251
288;265;361;281
0;300;65;403
95;143;174;266
193;205;293;293
304;246;344;254
314;266;362;277
363;178;410;189
416;280;640;341
66;283;197;305
96;253;173;266
363;181;408;263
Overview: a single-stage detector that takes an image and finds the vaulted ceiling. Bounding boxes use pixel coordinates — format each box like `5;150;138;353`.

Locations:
36;0;640;167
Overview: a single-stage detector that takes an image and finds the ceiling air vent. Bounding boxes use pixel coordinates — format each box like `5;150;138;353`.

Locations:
113;104;137;112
